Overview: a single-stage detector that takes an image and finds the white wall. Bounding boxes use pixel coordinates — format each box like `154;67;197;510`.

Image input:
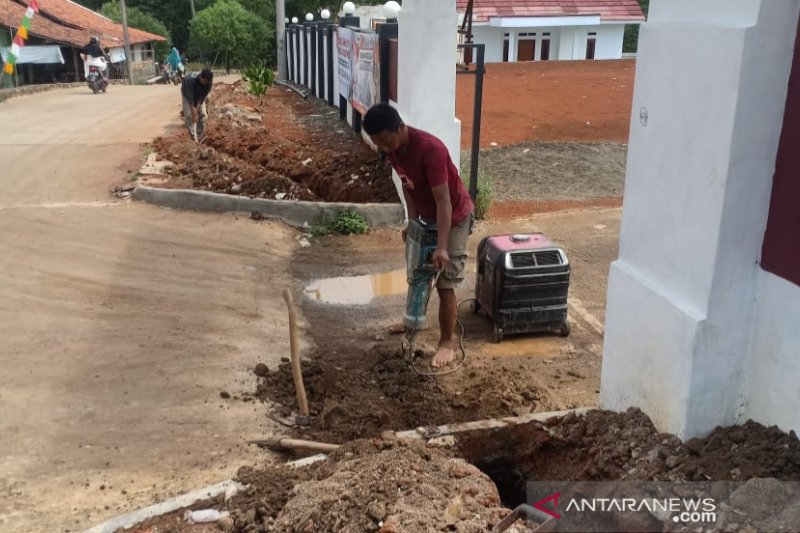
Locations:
470;23;629;63
397;0;461;168
601;0;800;438
472;26;504;63
745;272;800;432
595;24;626;59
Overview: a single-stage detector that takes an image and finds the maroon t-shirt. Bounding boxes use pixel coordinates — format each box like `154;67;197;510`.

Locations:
388;127;474;225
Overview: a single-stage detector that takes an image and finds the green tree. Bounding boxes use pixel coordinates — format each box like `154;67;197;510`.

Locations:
189;0;272;72
623;0;650;53
99;2;172;59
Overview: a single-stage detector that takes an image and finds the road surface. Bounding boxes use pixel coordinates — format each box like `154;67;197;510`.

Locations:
0;85;292;531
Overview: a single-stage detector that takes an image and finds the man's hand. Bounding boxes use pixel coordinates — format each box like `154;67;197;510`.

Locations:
432;248;450;271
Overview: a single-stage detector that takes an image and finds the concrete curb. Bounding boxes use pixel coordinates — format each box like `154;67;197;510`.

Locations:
132;186;404;229
83;479;244;533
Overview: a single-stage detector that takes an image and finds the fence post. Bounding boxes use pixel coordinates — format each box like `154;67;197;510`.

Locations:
309;22;317;94
377;22;399;104
327;25;335;106
301;25;308;87
317;24;326;99
286;26;294;82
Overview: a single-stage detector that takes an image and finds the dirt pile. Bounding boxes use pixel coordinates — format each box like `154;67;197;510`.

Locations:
151;81;396;203
458;409;800;495
255;346;545;443
232;438;533;533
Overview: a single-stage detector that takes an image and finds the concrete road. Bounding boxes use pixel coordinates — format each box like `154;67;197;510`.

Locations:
0;86;293;531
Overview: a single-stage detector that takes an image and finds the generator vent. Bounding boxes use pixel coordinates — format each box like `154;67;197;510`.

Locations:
510;250;563;268
534;250;562;266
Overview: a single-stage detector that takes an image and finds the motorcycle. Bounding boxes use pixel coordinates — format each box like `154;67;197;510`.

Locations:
86;57;109;94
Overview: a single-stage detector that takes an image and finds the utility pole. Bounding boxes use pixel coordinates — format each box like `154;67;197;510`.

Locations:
276;0;287;80
120;0;134;84
189;0;196;18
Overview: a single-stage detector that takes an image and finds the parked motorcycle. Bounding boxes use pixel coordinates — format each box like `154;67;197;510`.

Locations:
86;57;109;94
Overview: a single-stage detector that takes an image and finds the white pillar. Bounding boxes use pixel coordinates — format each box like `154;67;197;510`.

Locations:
396;0;462;210
601;0;800;439
508;31;518;62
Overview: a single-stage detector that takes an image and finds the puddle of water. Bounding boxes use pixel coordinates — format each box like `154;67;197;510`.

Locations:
305;268;407;305
484;336;566;358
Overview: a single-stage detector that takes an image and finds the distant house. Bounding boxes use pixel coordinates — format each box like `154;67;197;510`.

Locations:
0;0;165;86
456;0;645;63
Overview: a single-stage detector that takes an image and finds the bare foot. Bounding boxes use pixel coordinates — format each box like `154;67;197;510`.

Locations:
431;346;454;368
387;323;406;335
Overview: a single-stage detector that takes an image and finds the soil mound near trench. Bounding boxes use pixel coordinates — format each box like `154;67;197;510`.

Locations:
151;81;396;204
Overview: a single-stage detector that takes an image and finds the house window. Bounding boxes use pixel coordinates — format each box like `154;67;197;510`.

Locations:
586;32;597;60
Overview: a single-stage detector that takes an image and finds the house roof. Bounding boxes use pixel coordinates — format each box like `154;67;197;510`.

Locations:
0;0;166;48
456;0;646;23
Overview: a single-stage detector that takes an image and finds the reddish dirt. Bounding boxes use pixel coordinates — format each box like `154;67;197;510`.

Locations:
488;197;623;221
150;81;396;203
457;60;636;148
133;411;800;532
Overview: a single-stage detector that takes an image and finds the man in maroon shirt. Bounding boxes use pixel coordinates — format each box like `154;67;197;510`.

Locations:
364;104;475;368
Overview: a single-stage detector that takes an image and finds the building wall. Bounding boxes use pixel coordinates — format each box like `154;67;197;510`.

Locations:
745;272;800;431
470;23;629;63
601;0;800;439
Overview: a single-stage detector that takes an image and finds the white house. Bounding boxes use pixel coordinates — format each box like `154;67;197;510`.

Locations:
456;0;645;63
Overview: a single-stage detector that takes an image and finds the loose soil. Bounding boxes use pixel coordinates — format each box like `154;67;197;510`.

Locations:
456;60;636;148
148;81;395;203
132;409;800;532
254;207;620;445
463;142;627;201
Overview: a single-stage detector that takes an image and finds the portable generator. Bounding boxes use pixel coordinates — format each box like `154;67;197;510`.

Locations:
474;233;571;342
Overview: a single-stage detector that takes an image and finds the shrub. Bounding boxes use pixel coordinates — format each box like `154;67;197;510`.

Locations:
243;65;274;96
311;209;370;237
461;166;493;220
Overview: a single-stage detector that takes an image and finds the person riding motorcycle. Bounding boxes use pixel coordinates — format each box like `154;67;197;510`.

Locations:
80;37;110;83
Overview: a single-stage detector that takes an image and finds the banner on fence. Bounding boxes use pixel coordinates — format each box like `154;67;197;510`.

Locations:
336;27;354;99
351;31;380;114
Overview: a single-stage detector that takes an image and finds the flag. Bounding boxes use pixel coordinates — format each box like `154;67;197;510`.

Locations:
3;62;14;74
18;27;28;40
25;7;34;18
10;43;21;58
13;34;24;47
27;0;39;13
21;16;31;30
5;51;17;65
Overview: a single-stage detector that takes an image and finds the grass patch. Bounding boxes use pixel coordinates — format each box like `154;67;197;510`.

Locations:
461;165;493;220
311;209;370;237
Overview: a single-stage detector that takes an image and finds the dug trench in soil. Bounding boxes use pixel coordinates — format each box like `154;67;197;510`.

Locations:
129;409;800;532
150;80;396;203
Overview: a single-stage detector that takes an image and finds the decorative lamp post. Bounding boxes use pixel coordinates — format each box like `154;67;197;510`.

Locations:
383;1;400;22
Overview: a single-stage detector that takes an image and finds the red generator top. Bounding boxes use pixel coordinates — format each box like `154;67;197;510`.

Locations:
486;233;554;252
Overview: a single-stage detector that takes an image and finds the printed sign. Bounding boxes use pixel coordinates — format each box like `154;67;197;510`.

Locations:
351;31;380;114
336;27;354;98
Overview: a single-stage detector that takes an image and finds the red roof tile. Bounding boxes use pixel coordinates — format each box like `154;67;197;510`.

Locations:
456;0;646;22
1;0;166;48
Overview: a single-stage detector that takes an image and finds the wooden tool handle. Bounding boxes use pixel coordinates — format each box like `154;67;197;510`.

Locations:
282;289;309;417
